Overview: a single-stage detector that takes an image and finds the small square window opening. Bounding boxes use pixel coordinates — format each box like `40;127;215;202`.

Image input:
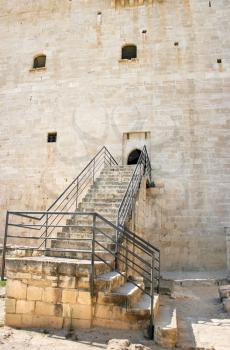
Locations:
47;132;57;143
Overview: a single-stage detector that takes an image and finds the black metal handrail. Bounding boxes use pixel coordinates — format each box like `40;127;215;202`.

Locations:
1;210;160;339
117;145;151;228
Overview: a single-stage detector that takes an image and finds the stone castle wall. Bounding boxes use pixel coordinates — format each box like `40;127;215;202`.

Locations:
0;0;230;270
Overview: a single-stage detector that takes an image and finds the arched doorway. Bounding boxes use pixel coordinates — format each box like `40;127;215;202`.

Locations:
127;149;141;165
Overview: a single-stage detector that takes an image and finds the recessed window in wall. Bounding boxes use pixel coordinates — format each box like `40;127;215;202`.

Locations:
122;45;137;60
33;54;46;69
47;132;57;143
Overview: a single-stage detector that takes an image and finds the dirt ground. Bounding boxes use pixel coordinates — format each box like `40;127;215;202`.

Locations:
0;283;230;350
173;283;230;350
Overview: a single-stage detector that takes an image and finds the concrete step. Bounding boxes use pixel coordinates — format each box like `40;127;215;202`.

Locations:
155;296;177;349
98;282;144;308
96;271;125;292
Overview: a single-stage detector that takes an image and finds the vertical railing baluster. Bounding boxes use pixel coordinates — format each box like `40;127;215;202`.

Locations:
125;236;128;282
91;214;96;297
45;213;48;249
1;211;9;281
93;158;95;184
150;253;155;340
76;179;79;209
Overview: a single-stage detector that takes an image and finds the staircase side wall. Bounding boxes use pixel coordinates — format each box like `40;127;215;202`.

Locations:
4;258;148;330
129;177;227;272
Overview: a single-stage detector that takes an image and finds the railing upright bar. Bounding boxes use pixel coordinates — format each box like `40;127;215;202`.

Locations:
91;214;96;297
45;213;48;249
150;253;155;339
1;211;9;280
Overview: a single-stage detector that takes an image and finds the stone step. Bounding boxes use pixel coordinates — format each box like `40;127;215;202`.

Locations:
84;193;124;202
102;166;135;172
96;271;125;292
98;281;144;308
86;188;126;195
59;225;117;237
92;184;128;192
79;201;120;209
128;293;159;319
95;179;130;186
82;196;123;203
77;206;118;215
51;238;116;251
155;296;177;349
45;248;114;261
73;216;117;226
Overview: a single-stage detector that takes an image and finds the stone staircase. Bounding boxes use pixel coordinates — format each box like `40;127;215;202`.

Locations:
41;165;160;331
3;154;170;339
46;165;135;260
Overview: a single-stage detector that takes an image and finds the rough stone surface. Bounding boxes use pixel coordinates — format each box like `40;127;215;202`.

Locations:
0;0;229;272
218;284;230;300
223;297;230;313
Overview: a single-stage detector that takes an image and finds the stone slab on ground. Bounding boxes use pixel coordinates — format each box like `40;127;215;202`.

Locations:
155;295;177;348
218;285;230;300
223;297;230;313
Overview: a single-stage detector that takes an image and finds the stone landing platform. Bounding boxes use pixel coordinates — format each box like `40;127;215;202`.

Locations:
4;256;159;331
4;256;110;329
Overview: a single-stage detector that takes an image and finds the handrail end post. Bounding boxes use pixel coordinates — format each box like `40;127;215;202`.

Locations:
1;211;9;281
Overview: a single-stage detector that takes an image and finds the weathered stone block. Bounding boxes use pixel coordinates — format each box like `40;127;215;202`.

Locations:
59;276;76;289
32;315;63;329
5;298;16;314
27;286;43;301
42;287;62;303
72;303;92;319
62;289;78;304
77;277;90;289
5;313;22;328
78;290;91;305
16;300;35;314
35;301;62;317
6;279;27;300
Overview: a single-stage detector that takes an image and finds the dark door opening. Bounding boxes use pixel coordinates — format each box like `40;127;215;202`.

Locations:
127;149;141;165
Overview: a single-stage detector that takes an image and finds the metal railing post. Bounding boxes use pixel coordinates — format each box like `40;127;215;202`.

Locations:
76;179;79;209
93;159;95;184
91;214;96;297
125;236;128;282
149;253;155;340
45;213;48;249
1;211;9;280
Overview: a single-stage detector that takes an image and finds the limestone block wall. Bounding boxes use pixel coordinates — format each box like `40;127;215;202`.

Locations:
4;257;152;330
0;0;230;271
